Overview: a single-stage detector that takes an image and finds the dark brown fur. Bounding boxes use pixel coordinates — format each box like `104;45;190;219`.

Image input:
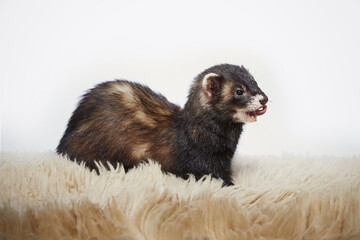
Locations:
57;64;268;186
57;81;180;171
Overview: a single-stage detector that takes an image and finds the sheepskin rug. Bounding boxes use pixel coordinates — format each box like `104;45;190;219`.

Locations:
1;152;360;240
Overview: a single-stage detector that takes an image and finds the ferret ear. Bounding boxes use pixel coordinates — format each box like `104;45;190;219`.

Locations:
202;73;222;98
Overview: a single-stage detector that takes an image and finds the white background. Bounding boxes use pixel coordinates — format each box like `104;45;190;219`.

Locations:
1;0;360;156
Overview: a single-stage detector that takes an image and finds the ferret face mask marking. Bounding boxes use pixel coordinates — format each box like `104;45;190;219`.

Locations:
201;65;268;123
232;93;268;123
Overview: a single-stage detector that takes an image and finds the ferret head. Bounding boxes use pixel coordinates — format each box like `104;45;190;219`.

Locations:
187;64;268;123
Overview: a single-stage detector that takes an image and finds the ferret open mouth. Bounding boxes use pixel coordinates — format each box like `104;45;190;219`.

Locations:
246;105;267;120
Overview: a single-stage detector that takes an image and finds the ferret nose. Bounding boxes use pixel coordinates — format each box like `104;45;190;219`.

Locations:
260;95;268;105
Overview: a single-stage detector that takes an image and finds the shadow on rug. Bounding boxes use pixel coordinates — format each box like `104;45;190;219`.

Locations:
1;152;360;240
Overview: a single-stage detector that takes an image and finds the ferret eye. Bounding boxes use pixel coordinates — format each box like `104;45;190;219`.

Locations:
235;89;244;96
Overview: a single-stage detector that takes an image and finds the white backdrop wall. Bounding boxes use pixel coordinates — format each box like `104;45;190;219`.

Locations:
1;0;360;156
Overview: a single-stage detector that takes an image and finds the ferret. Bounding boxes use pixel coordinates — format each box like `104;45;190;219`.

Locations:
57;64;268;186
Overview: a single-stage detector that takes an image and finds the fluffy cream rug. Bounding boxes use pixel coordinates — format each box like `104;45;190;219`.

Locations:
0;152;359;240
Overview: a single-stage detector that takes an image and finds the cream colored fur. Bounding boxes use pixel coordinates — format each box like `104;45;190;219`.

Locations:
1;152;360;240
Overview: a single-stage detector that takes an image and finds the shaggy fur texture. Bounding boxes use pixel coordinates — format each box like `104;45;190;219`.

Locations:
1;152;360;240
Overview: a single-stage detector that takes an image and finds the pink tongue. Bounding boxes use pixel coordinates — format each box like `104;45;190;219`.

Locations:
255;105;267;116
